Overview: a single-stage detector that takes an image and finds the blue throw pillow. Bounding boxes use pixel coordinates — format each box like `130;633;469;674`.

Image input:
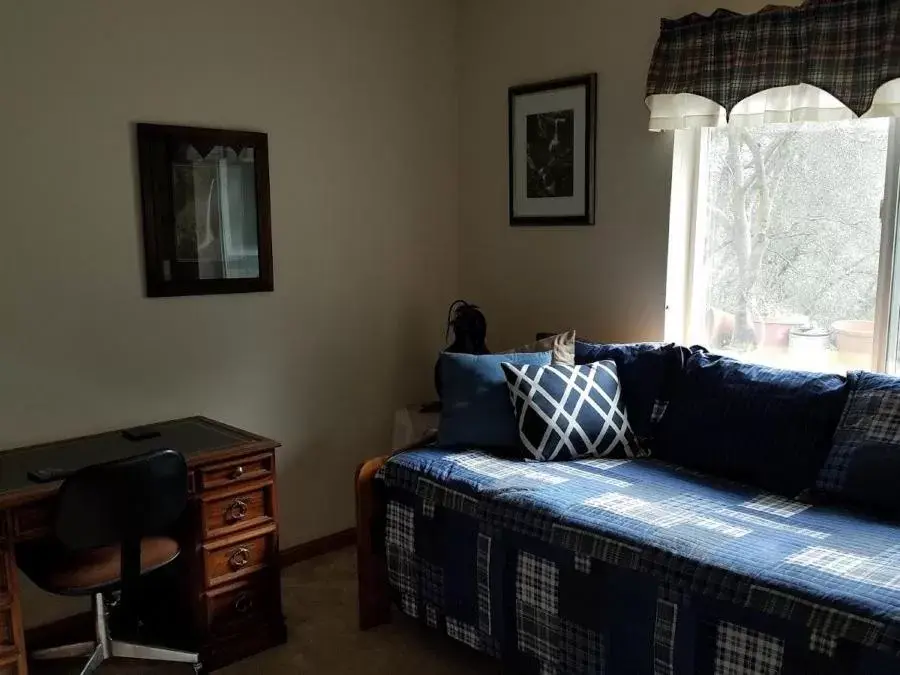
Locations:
438;351;552;450
574;341;685;446
655;352;848;497
501;360;642;461
816;370;900;516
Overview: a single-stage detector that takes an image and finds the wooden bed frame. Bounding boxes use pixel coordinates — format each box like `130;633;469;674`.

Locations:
355;431;440;629
355;454;392;629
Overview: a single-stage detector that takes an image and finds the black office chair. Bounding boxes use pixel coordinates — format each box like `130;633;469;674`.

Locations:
18;449;200;674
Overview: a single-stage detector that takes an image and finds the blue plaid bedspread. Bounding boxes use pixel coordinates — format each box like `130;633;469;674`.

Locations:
376;448;900;674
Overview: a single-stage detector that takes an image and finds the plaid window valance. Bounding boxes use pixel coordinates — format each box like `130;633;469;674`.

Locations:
646;0;900;130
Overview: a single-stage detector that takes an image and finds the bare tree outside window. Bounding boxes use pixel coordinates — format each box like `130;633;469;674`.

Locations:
695;119;890;372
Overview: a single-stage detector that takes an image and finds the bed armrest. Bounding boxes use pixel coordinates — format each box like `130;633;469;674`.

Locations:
355;454;391;629
355;434;437;630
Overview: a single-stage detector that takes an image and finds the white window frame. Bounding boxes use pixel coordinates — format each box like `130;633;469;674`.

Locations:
880;120;900;372
666;120;900;373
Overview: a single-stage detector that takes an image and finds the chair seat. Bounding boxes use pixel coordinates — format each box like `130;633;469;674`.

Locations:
19;536;179;595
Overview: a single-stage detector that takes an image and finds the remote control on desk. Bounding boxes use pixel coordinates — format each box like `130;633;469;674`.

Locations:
27;467;74;483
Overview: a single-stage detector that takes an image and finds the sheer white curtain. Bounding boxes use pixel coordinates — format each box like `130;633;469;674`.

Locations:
647;80;900;131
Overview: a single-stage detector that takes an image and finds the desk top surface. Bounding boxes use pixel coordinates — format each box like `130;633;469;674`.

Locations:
0;417;279;507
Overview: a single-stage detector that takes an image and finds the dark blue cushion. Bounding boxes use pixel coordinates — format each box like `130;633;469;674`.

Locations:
574;340;664;367
655;352;848;497
438;351;552;450
501;360;643;461
574;341;684;444
816;370;900;517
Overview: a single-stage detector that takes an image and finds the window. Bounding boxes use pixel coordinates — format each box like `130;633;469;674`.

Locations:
666;119;900;373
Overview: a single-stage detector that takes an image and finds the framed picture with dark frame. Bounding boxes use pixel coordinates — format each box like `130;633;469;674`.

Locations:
136;123;274;297
508;73;597;225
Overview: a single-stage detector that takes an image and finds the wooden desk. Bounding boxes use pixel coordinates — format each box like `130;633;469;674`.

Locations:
0;417;286;674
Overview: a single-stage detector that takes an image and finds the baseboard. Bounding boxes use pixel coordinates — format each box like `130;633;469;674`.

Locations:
278;527;356;568
24;529;356;651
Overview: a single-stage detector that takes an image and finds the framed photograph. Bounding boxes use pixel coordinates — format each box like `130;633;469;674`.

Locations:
508;73;597;225
136;123;274;297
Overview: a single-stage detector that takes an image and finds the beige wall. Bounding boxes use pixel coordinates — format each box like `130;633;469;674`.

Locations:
0;0;458;626
0;0;800;631
457;0;797;349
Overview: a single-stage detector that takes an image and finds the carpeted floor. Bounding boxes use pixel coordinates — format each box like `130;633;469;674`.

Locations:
32;547;496;674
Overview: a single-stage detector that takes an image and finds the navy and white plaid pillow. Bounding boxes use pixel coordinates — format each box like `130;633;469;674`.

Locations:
816;370;900;516
501;360;642;461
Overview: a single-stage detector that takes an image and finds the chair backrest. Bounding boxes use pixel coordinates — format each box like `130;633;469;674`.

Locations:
54;448;188;552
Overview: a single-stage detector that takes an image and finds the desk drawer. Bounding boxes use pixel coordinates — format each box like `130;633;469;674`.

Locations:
198;454;273;492
0;609;16;654
202;526;275;588
203;571;278;637
0;647;17;675
200;481;274;540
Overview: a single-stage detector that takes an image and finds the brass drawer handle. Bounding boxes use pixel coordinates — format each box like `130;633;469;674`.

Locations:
233;592;254;614
230;466;244;480
229;547;251;569
227;499;248;522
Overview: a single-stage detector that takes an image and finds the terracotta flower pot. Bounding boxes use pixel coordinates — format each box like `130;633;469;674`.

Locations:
832;320;874;354
753;315;808;348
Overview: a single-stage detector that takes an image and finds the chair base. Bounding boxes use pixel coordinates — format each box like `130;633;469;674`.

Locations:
30;592;200;674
